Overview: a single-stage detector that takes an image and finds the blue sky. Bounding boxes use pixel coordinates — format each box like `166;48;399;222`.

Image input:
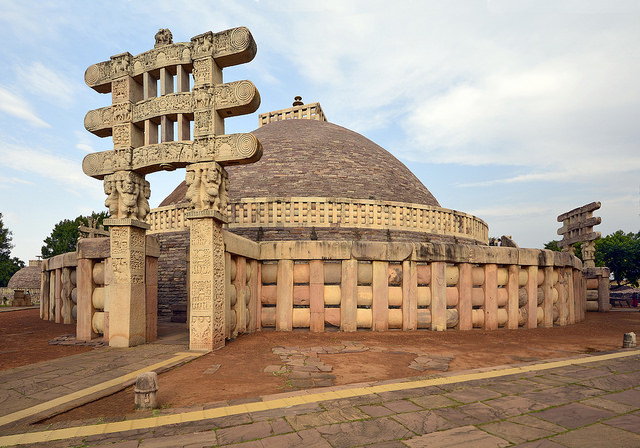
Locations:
1;0;640;262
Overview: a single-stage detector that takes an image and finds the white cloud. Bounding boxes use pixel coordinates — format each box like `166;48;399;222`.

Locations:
0;87;50;128
17;62;76;107
467;204;555;218
76;143;94;153
74;130;97;153
216;1;640;184
0;141;98;193
0;177;32;188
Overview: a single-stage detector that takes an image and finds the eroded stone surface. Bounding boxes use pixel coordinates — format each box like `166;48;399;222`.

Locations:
271;343;454;389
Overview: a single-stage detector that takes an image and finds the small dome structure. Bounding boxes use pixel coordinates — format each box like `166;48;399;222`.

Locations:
7;261;41;291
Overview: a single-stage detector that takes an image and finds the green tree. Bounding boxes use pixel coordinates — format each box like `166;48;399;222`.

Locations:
544;240;582;260
41;211;109;258
595;230;640;287
0;213;25;287
544;240;561;252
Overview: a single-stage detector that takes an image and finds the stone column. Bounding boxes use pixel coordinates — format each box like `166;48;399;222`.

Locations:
597;271;611;312
506;265;519;330
402;260;417;331
187;211;226;351
372;261;389;331
40;263;50;320
526;266;539;329
430;262;447;331
309;260;325;332
457;263;473;330
276;259;293;331
340;259;358;332
104;218;149;347
185;161;229;351
76;258;96;341
483;264;498;330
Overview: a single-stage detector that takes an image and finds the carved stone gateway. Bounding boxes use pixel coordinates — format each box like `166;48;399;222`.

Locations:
557;201;602;268
83;27;262;349
557;202;610;312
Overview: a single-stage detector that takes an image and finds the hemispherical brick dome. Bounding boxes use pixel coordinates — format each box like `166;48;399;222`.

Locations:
7;265;41;290
160;119;439;207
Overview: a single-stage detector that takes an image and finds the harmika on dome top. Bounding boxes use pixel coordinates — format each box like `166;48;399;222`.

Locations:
160;119;440;207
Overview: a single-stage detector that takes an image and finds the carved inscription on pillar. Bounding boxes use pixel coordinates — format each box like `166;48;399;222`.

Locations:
189;218;225;350
109;226;146;285
106;221;148;347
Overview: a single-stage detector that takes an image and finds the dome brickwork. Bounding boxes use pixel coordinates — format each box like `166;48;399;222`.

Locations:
160;119;440;208
7;263;41;290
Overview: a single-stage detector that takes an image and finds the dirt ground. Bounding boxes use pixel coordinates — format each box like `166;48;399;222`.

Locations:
2;308;639;424
0;308;92;370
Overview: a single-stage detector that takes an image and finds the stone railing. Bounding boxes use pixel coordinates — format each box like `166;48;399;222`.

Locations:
584;267;610;312
258;102;327;127
216;237;586;333
222;231;261;339
41;237;159;345
147;198;489;244
147;203;191;235
40;252;78;324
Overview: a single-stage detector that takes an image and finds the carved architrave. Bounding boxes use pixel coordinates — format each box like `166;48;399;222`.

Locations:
84;27;255;90
83;134;261;179
191;32;215;59
83;27;261;181
557;202;602;255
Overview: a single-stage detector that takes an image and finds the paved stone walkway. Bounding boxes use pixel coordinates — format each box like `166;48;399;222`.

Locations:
0;349;638;447
0;341;199;429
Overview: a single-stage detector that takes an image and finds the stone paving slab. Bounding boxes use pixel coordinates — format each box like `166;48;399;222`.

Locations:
535;402;616;429
0;342;201;430
550;422;640;447
404;425;510;447
0;349;639;447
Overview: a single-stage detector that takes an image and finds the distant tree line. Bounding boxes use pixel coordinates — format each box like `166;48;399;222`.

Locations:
41;211;109;258
0;212;25;287
546;230;640;287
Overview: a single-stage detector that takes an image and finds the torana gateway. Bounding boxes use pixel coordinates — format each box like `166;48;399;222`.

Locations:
37;27;610;351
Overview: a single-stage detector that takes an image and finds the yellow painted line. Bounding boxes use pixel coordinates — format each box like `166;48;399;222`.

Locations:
0;351;203;429
1;349;638;447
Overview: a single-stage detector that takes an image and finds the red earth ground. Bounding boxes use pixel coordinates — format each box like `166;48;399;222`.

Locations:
1;308;639;424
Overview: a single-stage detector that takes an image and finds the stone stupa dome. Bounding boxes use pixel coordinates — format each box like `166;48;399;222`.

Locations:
161;118;439;208
153;99;486;245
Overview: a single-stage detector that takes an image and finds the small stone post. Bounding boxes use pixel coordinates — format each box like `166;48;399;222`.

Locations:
623;332;636;348
134;371;158;410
